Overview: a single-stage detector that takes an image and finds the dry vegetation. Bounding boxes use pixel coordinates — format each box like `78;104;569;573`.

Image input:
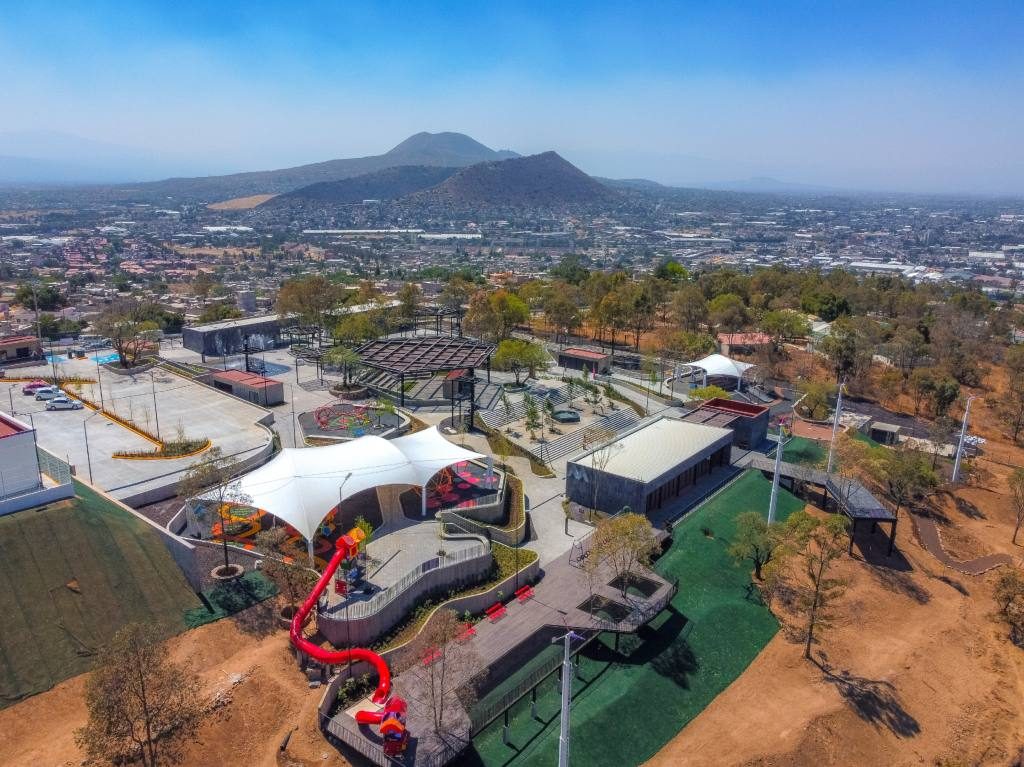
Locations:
206;194;278;210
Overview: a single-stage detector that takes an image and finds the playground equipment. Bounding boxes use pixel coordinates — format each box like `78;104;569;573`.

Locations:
289;528;409;752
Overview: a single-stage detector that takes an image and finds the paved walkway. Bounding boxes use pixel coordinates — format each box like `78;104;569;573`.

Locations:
911;514;1016;575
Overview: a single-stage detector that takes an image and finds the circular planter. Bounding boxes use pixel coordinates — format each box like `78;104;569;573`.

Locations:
210;563;245;581
333;386;370;400
277;604;300;629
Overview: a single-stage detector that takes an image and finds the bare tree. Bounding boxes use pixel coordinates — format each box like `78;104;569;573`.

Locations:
791;513;850;660
254;528;318;616
588;512;659;597
178;446;250;575
406;608;486;736
584;426;618;520
1011;469;1024;545
75;623;203;767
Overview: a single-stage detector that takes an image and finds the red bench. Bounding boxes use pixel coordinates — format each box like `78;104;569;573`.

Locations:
456;623;477;643
485;602;507;622
515;585;535;602
422;647;442;666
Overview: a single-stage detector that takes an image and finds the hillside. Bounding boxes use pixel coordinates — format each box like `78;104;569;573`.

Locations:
134;131;518;202
413;151;621;208
264;164;459;206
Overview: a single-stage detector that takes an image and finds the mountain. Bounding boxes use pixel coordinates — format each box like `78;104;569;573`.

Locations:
130;132;519;202
413;151;621;208
263;165;460;206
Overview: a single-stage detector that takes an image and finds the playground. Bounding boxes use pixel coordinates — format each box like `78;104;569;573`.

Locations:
399;459;503;517
464;470;806;767
298;402;406;442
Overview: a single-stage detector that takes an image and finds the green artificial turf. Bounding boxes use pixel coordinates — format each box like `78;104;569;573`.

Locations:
0;482;203;708
776;435;827;467
463;470;806;767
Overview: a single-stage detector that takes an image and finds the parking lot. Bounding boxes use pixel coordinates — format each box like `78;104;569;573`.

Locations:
3;359;274;505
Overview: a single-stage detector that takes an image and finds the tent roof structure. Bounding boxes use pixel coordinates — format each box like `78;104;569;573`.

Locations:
218;427;484;541
686;353;756;380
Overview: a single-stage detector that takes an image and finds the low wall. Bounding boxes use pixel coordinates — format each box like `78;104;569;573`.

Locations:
316;543;493;647
0;481;74;516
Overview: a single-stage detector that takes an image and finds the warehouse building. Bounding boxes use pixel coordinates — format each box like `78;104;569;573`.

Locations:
182;314;283;359
566;416;733;516
209;369;285;406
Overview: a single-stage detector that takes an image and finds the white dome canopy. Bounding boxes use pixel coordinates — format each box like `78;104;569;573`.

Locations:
219;426;484;542
686;353;755;381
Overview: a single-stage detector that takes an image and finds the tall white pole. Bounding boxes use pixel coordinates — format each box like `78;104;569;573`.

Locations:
951;396;977;484
825;382;845;475
768;421;786;524
554;631;578;767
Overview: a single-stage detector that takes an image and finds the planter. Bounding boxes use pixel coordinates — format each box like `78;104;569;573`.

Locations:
277;603;302;629
210;563;245;581
333;386;369;400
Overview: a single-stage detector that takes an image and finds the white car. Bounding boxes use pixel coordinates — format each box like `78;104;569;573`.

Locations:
34;386;62;400
45;395;83;411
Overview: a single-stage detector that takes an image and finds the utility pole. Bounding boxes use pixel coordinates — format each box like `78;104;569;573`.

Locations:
768;418;788;524
951;395;978;484
551;630;582;767
825;380;846;475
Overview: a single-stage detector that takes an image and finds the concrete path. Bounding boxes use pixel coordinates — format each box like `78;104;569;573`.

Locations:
911;513;1015;575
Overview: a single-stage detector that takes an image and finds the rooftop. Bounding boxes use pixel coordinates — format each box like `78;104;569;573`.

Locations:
574;417;733;483
211;369;279;388
187;313;280;332
560;347;609;361
356;335;494;375
0;412;30;439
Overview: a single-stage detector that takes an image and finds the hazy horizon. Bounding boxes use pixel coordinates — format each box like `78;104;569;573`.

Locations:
2;1;1023;195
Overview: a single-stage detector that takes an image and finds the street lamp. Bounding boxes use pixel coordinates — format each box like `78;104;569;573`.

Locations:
951;395;979;484
82;410;102;484
550;630;584;767
825;379;847;475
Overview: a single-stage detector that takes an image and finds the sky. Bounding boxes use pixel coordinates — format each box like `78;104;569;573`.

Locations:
1;0;1023;194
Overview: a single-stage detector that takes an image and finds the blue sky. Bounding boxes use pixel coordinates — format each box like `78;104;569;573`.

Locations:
2;1;1023;192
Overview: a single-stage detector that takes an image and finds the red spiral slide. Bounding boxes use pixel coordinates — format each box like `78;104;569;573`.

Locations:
289;536;408;739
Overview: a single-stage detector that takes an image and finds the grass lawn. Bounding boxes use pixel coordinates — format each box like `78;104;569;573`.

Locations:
462;470;806;767
776;435;827;467
0;481;275;709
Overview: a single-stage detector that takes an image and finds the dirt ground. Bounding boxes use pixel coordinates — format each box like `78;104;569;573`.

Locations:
0;603;350;767
207;194;278;210
647;412;1024;766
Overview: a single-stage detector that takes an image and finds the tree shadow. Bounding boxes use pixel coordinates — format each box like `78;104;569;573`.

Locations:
868;566;931;605
934;574;969;596
815;659;920;738
230;598;278;637
952;494;985;520
853;530;912;572
649;638;699;689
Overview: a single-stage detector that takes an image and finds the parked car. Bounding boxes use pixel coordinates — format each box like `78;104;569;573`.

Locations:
34;386;62;400
22;380;50;395
45;395;83;411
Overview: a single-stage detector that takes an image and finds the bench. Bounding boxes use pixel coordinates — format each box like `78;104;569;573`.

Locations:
422;647;442;666
515;585;535;602
456;623;477;643
485;602;507;622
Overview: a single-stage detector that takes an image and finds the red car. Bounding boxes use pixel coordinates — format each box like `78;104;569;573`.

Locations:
21;380;49;395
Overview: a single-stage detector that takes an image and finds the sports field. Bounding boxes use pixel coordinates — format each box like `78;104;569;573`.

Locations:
0;482;204;709
463;470;806;767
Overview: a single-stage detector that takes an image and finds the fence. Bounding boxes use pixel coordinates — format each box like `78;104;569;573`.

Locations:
36;445;73;484
468;629;601;736
332;542;490;621
586;576;680;633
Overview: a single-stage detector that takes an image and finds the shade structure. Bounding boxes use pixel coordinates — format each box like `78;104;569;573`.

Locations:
222;426;484;542
686;353;755;382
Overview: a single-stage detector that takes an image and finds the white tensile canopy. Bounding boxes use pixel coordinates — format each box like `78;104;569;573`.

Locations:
686;353;755;382
220;426;484;544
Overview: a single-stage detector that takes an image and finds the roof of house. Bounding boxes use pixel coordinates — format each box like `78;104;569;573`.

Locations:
573;417;732;484
717;332;772;346
0;412;30;439
560;347;609;361
0;335;41;347
211;369;279;388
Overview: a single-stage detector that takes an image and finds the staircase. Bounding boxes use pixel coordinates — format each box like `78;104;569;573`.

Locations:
478;383;571;428
534;409;641;462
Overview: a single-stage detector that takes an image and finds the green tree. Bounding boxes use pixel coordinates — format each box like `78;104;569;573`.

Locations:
75;623;202;767
15;282;66;311
866;445;938;516
95;300;161;369
323;345;361;385
493;339;549;385
689;384;730;402
789;512;850;660
276;274;342;328
728;511;782;580
465;289;529;342
198;303;243;323
670;284;708;333
930;378;960;418
707;293;749;332
585;512;660;598
543;287;581;345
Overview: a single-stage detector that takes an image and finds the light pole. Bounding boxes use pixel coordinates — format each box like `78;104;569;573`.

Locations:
82;410;101;484
951;395;978;484
551;630;583;767
768;417;789;524
149;371;161;440
825;380;846;475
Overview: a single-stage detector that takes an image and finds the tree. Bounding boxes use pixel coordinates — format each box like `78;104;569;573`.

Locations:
759;309;810;348
670;284;707;333
15;282;66;311
276;274;341;328
688;384;730;402
993;568;1024;644
930;377;960;418
658;329;716;361
178;447;249;575
796;380;836;420
1011;469;1024;545
790;512;850;659
889;327;928;381
406;608;486;735
586;512;660;597
333;313;377;346
95;300;161;369
865;445;938;516
465;289;529;343
254;528;318;616
396;282;422;326
75;623;202;767
928;416;957;470
728;511;783;580
198;303;243;323
707;293;749;332
499;389;514;432
543;288;581;345
818;317;873;384
654;258;688;282
323;345;361;385
522;392;541;438
492;339;549;385
909;368;937;415
582;427;619;518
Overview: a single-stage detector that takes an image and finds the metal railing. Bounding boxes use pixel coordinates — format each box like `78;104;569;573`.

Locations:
36;446;73;485
325;542;489;620
585;576;680;633
468;630;601;736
